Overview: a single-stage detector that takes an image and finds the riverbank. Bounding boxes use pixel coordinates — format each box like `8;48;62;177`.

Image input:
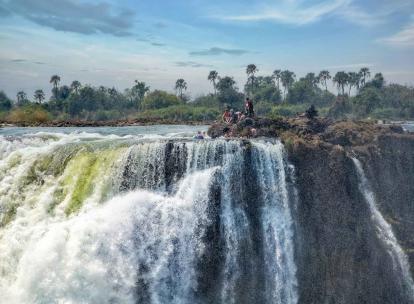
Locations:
0;118;213;128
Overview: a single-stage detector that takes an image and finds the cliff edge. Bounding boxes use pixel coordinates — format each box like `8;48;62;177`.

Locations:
209;118;414;303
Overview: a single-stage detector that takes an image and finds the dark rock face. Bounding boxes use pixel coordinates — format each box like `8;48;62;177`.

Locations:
358;134;414;277
289;136;414;303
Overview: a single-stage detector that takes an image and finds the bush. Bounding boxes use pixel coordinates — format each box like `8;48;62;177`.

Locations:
193;95;220;108
271;104;309;117
353;87;383;117
7;105;50;124
92;110;125;121
287;80;335;107
328;96;353;119
255;102;274;116
137;105;220;121
141;90;182;110
252;86;282;104
370;108;402;119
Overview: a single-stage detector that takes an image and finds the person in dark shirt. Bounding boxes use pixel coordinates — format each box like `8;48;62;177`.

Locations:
245;98;254;117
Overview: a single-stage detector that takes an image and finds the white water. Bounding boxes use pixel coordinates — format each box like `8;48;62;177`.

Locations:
0;131;298;304
353;158;414;300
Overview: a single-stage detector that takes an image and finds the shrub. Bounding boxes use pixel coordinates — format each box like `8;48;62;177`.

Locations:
254;102;274;116
141;90;182;110
137;105;220;121
370;108;402;119
7;105;50;124
271;104;309;117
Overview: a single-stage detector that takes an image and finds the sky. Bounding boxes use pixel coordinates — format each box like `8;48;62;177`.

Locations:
0;0;414;99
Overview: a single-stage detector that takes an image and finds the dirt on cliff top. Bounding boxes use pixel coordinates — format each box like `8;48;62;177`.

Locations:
207;117;410;149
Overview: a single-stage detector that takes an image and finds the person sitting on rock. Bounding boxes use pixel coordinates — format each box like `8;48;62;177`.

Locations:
194;131;204;139
305;104;318;119
222;107;233;124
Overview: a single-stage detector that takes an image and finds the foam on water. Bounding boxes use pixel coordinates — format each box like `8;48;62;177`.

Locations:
0;131;298;304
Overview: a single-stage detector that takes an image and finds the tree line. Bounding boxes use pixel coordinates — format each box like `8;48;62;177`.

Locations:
1;64;413;122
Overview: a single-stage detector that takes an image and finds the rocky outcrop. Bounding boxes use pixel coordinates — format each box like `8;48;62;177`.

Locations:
289;139;412;304
356;134;414;275
208;118;414;303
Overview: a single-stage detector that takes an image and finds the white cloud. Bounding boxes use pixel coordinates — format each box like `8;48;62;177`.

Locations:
216;0;351;25
212;0;398;27
379;23;414;47
336;5;384;27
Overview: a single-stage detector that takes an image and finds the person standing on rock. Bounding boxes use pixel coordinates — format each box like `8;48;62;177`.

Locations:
245;98;254;118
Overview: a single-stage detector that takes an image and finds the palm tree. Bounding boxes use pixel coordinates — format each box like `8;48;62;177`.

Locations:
99;86;107;94
318;71;331;92
359;67;371;87
175;78;187;100
246;64;258;94
281;70;296;99
304;73;319;88
347;72;362;95
50;75;61;98
16;91;27;104
34;89;45;103
208;71;219;95
108;87;118;98
372;73;385;89
70;80;81;94
333;71;349;95
273;69;282;90
133;80;150;107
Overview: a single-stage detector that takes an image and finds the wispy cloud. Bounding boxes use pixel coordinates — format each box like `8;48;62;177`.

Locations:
214;0;351;25
212;0;393;27
0;0;136;36
175;61;213;68
151;42;166;47
336;5;384;27
190;47;249;56
9;58;47;65
379;22;414;47
10;59;26;63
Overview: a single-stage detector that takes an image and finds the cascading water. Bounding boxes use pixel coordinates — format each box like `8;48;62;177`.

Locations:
353;158;414;301
0;132;298;304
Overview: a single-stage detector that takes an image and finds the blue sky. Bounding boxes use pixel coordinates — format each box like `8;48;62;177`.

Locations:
0;0;413;98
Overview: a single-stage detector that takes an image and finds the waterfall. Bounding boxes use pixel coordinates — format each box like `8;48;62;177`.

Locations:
353;158;414;300
0;133;298;304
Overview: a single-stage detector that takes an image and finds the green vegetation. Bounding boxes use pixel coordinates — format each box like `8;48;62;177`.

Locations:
0;65;413;124
141;90;182;110
7;104;50;124
137;105;220;122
